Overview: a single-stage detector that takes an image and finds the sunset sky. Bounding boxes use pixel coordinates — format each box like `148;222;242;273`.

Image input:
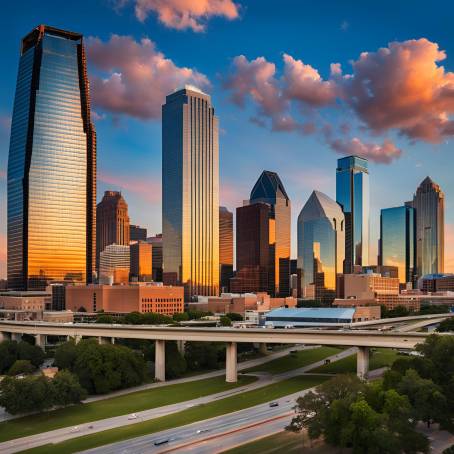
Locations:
1;0;454;278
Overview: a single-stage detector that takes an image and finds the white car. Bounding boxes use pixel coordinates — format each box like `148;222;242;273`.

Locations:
128;413;138;420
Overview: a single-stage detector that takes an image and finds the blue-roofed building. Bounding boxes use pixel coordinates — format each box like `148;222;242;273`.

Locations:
264;307;356;328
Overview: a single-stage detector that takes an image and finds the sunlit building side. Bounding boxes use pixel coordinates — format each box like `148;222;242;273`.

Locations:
7;25;96;290
219;206;233;292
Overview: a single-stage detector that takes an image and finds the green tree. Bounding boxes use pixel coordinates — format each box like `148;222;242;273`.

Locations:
165;342;187;379
0;340;19;373
124;312;143;325
17;340;45;367
54;340;78;370
225;312;243;321
142;312;173;324
52;370;87;406
8;359;35;376
185;342;220;370
172;312;189;322
220;315;232;326
95;314;115;324
437;317;454;332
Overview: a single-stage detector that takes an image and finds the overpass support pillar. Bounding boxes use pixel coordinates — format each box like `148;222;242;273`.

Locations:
259;343;268;355
35;334;46;350
98;337;114;345
155;340;166;382
11;333;22;342
74;335;82;344
177;340;186;355
226;342;237;383
357;347;369;379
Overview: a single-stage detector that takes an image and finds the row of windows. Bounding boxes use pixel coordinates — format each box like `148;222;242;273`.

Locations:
141;298;182;303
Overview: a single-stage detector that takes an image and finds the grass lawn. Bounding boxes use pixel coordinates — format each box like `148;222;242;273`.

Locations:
223;431;340;454
0;375;256;443
310;348;399;374
22;375;329;454
244;346;344;374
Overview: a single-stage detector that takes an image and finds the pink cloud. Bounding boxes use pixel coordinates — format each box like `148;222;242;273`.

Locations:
87;35;210;119
328;137;402;164
220;179;249;210
98;171;161;204
0;170;6;181
127;0;240;31
445;224;454;273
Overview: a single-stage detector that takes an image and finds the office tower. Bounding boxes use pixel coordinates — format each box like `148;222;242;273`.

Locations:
336;156;369;273
99;244;130;285
7;25;96;290
130;242;153;281
130;225;147;242
249;171;291;296
380;205;416;285
219;206;233;292
96;191;130;270
147;234;163;282
297;191;345;303
412;177;445;277
162;86;219;297
230;202;271;294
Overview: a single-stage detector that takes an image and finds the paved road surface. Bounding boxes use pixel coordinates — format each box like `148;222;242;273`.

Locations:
0;348;354;454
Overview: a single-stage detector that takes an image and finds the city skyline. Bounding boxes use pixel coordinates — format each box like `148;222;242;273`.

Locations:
2;2;454;278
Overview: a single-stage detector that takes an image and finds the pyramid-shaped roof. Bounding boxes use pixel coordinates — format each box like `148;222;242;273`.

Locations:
250;170;289;204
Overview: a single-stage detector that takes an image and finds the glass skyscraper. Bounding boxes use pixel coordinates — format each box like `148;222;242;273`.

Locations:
297;191;345;303
336;156;369;272
162;86;219;297
219;206;233;292
7;25;96;290
250;171;291;296
380;205;416;284
412;177;445;277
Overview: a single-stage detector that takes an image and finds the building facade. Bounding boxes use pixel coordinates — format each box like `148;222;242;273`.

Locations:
96;191;130;270
380;205;416;285
249;171;291;296
99;244;130;285
412;177;445;278
297;191;345;303
7;25;96;290
162;86;219;297
130;242;153;282
130;225;147;242
219;206;234;292
336;156;369;273
147;234;163;282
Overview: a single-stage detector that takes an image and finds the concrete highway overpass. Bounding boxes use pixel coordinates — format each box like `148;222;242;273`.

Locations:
1;320;450;382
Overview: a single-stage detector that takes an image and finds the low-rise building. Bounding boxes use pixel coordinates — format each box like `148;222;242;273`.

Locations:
0;291;51;311
333;299;381;321
65;284;184;316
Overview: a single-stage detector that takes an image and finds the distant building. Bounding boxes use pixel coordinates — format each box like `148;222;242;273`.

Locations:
264;307;356;327
99;244;130;285
97;191;130;271
297;191;345;304
219;207;234;292
419;274;454;292
130;242;153;282
49;283;66;311
362;265;399;279
130;225;147;242
65;284;184;315
162;86;219;297
250;171;291;296
147;234;163;282
380;205;416;285
336;156;369;273
0;291;51;312
412;177;445;278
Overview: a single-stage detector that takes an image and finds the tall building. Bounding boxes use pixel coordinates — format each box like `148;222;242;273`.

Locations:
96;191;130;270
231;202;271;294
297;191;345;303
162;86;219;297
412;177;445;277
249;171;291;296
130;242;153;281
219;206;233;292
130;225;147;242
336;156;369;273
7;25;96;290
99;244;130;285
380;205;416;284
147;234;163;282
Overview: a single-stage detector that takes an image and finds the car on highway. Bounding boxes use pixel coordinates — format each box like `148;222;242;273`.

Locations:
70;426;80;433
154;439;169;446
269;402;279;407
196;429;210;434
128;413;138;420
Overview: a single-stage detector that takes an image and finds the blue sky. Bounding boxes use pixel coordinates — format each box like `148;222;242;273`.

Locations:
1;0;454;277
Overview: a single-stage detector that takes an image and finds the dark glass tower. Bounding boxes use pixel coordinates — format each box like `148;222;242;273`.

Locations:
7;25;96;290
380;205;416;284
336;156;369;273
249;171;291;296
219;206;233;292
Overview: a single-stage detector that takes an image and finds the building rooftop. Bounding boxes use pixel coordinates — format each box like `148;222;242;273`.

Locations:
265;307;355;320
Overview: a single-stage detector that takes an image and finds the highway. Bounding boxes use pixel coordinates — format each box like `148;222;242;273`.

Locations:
0;348;354;454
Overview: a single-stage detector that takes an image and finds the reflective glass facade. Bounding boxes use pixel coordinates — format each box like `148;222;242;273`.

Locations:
162;86;219;297
412;177;445;277
380;206;415;284
7;25;96;290
297;191;345;303
219;206;233;291
336;156;369;272
250;171;291;296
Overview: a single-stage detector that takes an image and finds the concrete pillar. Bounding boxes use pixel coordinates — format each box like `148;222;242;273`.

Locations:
111;337;115;345
74;335;82;344
98;337;114;345
177;340;186;355
357;347;369;379
226;342;238;383
35;334;46;350
259;342;268;355
155;340;166;382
